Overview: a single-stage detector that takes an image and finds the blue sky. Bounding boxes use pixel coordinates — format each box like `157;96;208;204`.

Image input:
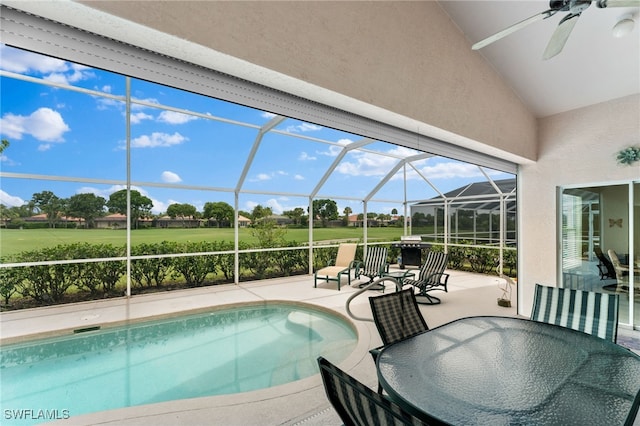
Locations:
0;45;513;216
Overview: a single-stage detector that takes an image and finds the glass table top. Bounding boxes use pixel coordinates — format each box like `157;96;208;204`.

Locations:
377;316;640;425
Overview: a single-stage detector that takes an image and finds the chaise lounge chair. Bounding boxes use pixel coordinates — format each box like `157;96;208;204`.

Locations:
314;243;358;290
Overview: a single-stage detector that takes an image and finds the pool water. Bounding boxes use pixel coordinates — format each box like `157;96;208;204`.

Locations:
0;303;356;424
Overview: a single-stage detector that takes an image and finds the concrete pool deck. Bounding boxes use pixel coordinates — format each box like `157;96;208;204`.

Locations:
1;270;637;425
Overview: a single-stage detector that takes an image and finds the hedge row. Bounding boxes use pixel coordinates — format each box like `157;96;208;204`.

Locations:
0;241;514;309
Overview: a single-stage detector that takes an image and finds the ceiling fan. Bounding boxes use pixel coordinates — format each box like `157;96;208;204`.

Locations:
472;0;640;60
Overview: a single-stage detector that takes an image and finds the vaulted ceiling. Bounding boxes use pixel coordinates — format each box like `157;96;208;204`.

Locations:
439;1;640;118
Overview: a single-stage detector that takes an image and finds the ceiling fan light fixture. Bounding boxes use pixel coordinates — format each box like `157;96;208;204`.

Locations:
612;14;635;37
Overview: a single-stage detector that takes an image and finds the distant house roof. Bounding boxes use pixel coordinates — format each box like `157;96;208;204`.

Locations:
25;213;83;222
413;178;516;212
95;213;127;221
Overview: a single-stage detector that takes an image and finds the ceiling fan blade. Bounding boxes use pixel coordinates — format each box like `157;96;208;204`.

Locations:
472;10;555;50
542;13;580;60
596;0;640;8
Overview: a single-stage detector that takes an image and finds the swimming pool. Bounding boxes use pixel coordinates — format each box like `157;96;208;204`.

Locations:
0;303;357;424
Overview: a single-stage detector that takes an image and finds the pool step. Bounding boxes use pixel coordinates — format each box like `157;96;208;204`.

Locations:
286;311;339;341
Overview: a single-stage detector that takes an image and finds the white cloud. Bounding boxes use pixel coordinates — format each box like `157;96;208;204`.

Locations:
318;138;353;157
265;198;285;214
255;173;271;181
285;122;322;133
0;107;70;142
336;150;398;177
0;189;25;207
130;112;154;124
261;111;277;119
0;154;18;166
244;200;258;211
299;152;316;161
37;144;52;152
44;64;95;85
414;162;487;180
158;110;198;124
150;199;167;214
130;132;188;148
294;174;305;180
161;171;182;183
0;45;68;74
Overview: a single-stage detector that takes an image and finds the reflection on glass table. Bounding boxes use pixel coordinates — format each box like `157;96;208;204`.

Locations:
377;316;640;425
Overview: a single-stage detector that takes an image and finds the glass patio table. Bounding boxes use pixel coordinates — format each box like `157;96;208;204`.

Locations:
377;316;640;425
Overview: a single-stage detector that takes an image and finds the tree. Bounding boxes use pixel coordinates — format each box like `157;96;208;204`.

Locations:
106;189;153;229
203;201;234;227
65;193;106;228
31;190;65;228
342;206;352;226
391;208;398;215
283;207;306;226
251;204;272;222
312;199;338;227
166;203;197;227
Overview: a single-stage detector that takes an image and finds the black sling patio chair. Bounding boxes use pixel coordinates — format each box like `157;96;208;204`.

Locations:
317;356;435;426
403;251;450;305
369;288;429;394
594;247;616;280
355;246;389;290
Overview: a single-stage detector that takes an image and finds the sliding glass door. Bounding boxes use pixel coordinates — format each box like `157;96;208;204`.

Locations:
560;181;638;328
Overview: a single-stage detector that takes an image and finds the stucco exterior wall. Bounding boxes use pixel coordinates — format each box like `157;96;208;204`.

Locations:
79;0;536;162
518;94;640;315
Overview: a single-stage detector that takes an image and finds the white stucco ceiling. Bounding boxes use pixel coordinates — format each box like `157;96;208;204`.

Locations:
439;0;640;117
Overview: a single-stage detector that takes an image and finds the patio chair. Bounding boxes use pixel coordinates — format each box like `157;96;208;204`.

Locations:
317;356;433;426
314;243;358;290
369;288;429;393
607;249;630;288
403;251;450;305
594;247;616;280
355;246;389;290
530;283;619;342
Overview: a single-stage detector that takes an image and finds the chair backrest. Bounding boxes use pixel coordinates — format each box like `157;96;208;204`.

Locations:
317;357;432;426
417;251;449;284
363;246;388;276
369;289;429;345
594;247;615;277
607;249;628;283
531;284;619;342
335;243;358;267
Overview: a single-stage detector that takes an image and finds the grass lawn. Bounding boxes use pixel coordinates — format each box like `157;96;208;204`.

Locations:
1;226;406;257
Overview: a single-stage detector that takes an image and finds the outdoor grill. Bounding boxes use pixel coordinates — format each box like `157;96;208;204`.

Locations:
391;236;431;269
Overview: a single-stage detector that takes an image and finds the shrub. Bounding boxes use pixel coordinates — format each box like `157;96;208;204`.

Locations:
130;241;176;288
15;246;77;303
0;264;21;305
171;241;218;287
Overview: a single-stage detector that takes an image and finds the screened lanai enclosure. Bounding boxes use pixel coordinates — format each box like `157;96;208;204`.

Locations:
410;178;516;245
0;13;517;305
